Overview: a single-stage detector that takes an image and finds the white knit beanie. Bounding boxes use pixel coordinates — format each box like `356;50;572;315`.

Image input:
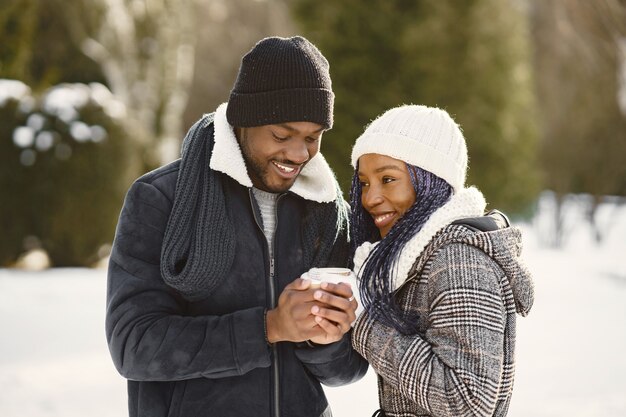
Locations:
351;105;468;193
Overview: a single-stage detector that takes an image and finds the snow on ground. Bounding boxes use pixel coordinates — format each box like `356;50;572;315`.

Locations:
1;195;625;417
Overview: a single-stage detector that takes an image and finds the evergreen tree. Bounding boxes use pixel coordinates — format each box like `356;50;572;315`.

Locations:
290;0;539;214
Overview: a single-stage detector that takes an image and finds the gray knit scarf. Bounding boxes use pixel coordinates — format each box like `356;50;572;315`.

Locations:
160;113;350;301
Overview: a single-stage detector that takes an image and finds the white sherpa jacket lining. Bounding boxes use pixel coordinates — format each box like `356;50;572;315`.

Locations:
209;102;338;203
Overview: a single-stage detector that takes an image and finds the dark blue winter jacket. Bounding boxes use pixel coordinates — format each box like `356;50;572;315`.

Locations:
105;105;367;417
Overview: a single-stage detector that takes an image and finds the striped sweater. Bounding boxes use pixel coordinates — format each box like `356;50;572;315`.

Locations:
352;223;534;416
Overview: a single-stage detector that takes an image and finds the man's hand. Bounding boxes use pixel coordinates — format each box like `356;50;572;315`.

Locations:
266;278;326;343
308;281;358;345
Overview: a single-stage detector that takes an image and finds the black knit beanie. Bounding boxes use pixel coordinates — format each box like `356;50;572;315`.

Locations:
226;36;334;129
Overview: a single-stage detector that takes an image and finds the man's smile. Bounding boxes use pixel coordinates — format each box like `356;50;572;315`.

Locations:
271;161;302;178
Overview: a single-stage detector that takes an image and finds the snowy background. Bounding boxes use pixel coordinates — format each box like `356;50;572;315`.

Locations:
1;194;625;417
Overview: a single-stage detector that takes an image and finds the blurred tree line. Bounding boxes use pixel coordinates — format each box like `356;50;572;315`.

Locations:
291;0;539;215
0;0;295;266
530;0;626;244
290;0;626;245
1;0;625;266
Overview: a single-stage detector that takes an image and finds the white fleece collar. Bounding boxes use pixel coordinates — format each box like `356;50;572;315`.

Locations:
209;103;338;203
353;186;486;291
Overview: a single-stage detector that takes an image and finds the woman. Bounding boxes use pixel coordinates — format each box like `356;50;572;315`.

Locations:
349;105;534;417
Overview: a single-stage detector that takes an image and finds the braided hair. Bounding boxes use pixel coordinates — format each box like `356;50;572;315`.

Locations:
350;162;453;334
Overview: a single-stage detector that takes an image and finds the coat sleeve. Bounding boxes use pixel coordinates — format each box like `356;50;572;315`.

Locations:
106;180;271;382
351;244;506;416
293;331;369;387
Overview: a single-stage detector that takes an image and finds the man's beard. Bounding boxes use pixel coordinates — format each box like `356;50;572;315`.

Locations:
239;132;295;193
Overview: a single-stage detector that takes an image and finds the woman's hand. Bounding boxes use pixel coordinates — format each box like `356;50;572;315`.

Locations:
308;282;358;344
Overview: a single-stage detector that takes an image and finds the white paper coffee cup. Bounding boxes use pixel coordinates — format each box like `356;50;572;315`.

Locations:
302;267;363;319
302;267;355;288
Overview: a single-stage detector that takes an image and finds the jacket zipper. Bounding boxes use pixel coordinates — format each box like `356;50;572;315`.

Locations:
249;190;283;417
271;194;285;417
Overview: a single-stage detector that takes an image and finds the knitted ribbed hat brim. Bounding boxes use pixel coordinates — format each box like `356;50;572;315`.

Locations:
227;87;334;128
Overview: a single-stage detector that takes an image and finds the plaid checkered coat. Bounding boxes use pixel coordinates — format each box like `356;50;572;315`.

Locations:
352;223;534;417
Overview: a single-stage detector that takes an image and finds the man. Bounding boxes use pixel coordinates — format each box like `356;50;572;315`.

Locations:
106;36;367;417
